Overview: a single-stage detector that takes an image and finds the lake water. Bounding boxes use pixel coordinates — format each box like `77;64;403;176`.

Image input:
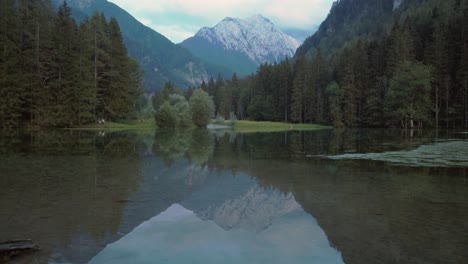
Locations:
0;129;467;264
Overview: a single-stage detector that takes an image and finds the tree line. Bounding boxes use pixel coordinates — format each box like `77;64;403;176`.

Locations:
0;0;143;129
185;0;468;129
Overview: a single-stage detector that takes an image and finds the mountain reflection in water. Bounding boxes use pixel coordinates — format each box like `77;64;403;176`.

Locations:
90;200;343;264
0;129;466;264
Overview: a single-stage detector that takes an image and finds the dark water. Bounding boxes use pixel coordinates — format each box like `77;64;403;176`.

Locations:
0;129;467;264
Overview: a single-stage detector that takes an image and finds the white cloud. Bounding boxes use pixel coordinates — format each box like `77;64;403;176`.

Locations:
109;0;334;42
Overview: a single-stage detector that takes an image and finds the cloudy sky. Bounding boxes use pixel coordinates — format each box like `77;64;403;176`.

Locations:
107;0;335;43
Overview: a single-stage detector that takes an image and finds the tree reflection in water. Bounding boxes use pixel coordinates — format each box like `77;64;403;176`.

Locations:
0;129;466;264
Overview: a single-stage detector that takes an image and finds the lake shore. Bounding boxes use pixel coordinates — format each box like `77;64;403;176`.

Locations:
227;120;331;133
66;119;156;131
66;119;330;133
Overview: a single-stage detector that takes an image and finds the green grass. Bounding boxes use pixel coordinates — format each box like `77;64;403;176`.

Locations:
68;119;330;133
68;119;156;131
227;120;331;133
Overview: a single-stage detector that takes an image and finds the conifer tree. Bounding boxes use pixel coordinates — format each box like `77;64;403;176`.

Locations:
49;1;80;126
291;57;307;123
425;10;449;129
76;19;97;125
0;0;23;128
340;51;358;127
326;81;344;128
104;17;134;120
310;49;327;123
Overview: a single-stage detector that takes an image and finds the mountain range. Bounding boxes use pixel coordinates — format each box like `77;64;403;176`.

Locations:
180;15;300;77
55;0;233;91
54;0;304;90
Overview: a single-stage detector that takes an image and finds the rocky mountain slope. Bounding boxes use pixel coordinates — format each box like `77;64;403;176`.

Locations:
180;15;300;76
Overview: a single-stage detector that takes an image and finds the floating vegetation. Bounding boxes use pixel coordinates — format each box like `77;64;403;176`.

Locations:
325;141;468;167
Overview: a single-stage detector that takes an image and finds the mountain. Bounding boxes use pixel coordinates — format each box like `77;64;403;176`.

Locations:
180;15;300;77
207;0;468;128
296;0;396;58
283;27;318;43
55;0;233;91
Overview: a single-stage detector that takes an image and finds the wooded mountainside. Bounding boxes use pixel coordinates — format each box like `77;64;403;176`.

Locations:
191;0;468;129
0;0;142;128
57;0;234;92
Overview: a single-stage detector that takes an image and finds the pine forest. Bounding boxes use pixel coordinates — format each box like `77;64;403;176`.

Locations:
0;0;142;128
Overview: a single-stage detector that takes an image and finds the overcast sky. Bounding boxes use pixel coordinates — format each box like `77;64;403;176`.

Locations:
107;0;335;43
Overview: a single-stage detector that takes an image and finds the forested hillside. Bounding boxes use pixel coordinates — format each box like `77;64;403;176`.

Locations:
0;0;142;128
57;0;234;91
202;0;468;129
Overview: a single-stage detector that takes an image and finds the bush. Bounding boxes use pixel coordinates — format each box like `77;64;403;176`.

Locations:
155;102;177;128
155;94;193;128
169;94;192;127
214;115;225;125
189;89;214;127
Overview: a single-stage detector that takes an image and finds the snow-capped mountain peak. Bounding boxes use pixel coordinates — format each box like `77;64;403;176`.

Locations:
192;14;300;66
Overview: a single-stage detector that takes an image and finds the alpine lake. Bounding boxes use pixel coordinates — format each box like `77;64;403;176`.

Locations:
0;128;467;264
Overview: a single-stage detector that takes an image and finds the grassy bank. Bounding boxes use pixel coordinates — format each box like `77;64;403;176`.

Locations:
68;119;329;133
68;119;156;131
227;120;331;133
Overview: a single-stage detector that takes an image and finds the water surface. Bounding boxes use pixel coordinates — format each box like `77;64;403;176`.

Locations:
0;129;467;264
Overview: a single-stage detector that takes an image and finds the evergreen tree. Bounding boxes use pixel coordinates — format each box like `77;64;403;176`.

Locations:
76;19;97;125
129;58;144;113
386;23;415;77
353;41;371;125
49;1;80;126
214;73;225;115
310;49;327;123
0;2;143;128
459;0;468;128
230;73;240;119
103;17;132;120
340;50;358;127
88;13;110;120
362;39;387;127
0;0;23;128
326;81;344;128
200;80;208;93
291;57;307;123
207;76;215;96
425;12;449;129
19;0;55;126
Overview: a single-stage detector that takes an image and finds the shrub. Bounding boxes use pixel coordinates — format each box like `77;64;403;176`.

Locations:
189;89;214;127
214;114;225;125
155;102;177;128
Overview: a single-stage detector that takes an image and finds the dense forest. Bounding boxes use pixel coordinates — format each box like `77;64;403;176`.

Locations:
186;0;468;129
0;0;142;129
3;0;468;130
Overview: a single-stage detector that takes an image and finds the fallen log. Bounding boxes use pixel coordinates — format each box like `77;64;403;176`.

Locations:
0;240;39;261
